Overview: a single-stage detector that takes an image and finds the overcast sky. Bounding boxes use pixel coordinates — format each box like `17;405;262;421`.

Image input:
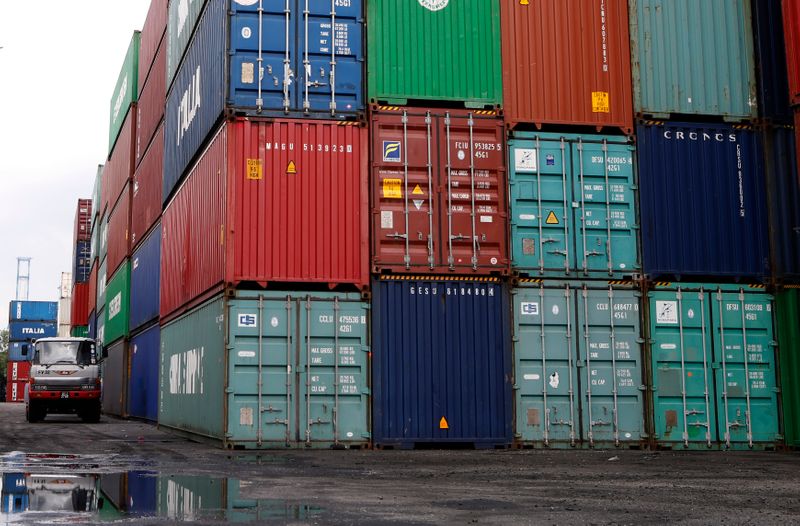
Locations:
0;1;152;328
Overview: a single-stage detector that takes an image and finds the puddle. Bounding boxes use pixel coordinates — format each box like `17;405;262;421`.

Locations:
1;470;323;524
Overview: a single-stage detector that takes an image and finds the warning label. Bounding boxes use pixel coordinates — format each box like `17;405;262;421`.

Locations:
412;184;424;195
514;148;537;172
383;178;402;199
592;91;610;113
545;211;559;225
246;159;263;180
655;301;679;325
286;161;297;175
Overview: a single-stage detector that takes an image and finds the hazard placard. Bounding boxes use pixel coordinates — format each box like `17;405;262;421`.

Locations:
286;161;297;175
439;417;449;430
545;211;559;225
592;91;610;113
412;184;424;195
383;179;402;199
246;159;263;180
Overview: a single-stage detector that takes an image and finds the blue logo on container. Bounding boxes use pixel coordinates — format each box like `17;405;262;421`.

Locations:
546;154;555;166
238;314;257;327
383;141;401;162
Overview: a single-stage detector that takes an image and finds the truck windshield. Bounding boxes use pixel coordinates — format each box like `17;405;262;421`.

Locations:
35;341;94;366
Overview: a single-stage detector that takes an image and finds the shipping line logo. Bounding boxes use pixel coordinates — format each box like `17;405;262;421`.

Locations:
383;141;401;162
177;65;202;147
238;314;257;328
109;292;122;320
662;130;737;143
419;0;449;11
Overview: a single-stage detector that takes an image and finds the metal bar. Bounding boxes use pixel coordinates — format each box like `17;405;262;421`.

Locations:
257;295;264;447
717;289;731;448
285;296;292;445
603;139;613;275
256;0;264;111
305;296;312;445
426;112;435;269
283;0;291;112
677;288;689;447
403;111;411;269
699;291;712;448
539;284;549;446
329;0;337;114
565;285;576;446
446;113;454;269
739;289;754;448
303;0;310;111
561;139;570;274
536;137;545;274
583;286;594;447
579;139;588;274
608;286;620;447
468;114;478;270
333;297;340;445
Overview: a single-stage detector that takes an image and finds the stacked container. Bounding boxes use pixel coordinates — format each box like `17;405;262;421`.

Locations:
70;199;92;335
7;301;58;402
57;272;72;337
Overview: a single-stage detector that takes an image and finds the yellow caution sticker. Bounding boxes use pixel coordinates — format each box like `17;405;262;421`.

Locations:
246;159;263;180
439;417;449;430
520;0;530;4
286;161;297;175
412;184;424;195
592;91;610;113
383;178;402;199
546;211;559;225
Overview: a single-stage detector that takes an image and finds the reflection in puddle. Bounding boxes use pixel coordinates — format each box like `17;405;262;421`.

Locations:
1;470;323;523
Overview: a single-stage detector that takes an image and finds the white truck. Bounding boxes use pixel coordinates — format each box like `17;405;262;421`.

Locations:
22;337;106;423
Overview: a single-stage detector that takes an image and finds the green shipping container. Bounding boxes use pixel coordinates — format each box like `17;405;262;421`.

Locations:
96;258;107;312
648;284;780;449
776;289;800;448
367;0;502;108
92;164;104;220
71;326;89;338
160;291;370;449
508;133;639;279
630;0;757;119
166;0;208;90
109;31;140;154
104;260;131;345
513;280;645;448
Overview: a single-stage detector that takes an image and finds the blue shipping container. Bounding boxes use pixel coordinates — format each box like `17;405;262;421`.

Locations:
8;320;57;342
764;125;800;281
129;223;161;332
163;0;364;202
88;310;97;340
8;300;58;322
637;121;769;280
126;471;157;515
752;0;792;123
74;240;91;283
372;278;513;448
7;342;29;362
128;324;159;422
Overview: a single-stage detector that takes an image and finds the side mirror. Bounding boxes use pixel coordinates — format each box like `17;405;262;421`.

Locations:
21;344;28;357
102;346;108;359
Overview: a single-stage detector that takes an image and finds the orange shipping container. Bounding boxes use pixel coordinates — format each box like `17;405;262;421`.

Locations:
500;0;633;134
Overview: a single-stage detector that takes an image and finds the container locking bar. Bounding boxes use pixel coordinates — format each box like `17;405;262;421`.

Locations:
468;114;479;270
539;284;549;446
717;289;732;448
283;0;292;112
560;139;570;274
333;297;340;445
426;112;435;269
536;137;545;274
566;285;576;446
603;140;613;275
608;286;620;447
677;288;690;447
446;113;455;269
329;0;337;114
257;295;264;447
738;289;754;448
699;290;712;447
403;111;411;268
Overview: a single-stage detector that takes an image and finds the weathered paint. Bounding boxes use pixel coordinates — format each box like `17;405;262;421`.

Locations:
509;132;638;279
102;339;128;417
128;324;160;422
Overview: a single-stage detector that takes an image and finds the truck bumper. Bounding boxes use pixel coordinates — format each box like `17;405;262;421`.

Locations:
29;390;101;400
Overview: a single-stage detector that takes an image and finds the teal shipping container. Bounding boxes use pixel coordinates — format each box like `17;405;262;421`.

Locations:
648;283;780;449
512;279;645;448
509;133;639;279
159;291;370;449
630;0;758;119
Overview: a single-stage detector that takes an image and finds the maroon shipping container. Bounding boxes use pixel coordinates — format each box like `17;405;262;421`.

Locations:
73;198;92;243
784;0;800;105
160;118;369;319
138;0;167;92
132;124;164;250
136;38;166;167
8;361;31;382
6;380;26;403
107;182;132;278
500;0;633;133
370;106;509;276
102;106;137;215
71;282;90;327
87;260;98;316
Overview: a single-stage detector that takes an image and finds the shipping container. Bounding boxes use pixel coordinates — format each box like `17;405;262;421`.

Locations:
91;215;100;263
6;380;26;403
637;121;769;280
776;288;800;447
160;291;370;448
370;107;509;276
630;0;758;119
132;124;164;249
161;118;368;319
109;31;140;155
97;307;106;346
500;0;633;133
372;277;512;448
130;223;161;332
73;240;91;283
647;283;780;449
73;198;92;243
763;124;800;281
8;321;57;342
367;0;501;108
752;0;792;123
136;38;166;168
783;0;800;105
8;301;58;322
139;0;167;92
58;297;71;335
92;164;105;223
126;471;158;515
509;132;639;279
166;0;208;89
7;361;31;382
102;339;128;417
103;107;137;217
71;326;89;338
104;260;131;346
107;183;132;278
513;279;644;448
97;259;108;312
164;0;364;199
88;261;98;316
128;324;159;422
7;342;29;362
88;310;97;340
70;282;89;327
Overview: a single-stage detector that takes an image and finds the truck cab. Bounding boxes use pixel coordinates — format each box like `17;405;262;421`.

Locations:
22;337;106;423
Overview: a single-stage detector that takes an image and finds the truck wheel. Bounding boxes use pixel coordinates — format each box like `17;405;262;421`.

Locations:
81;402;101;423
26;402;44;423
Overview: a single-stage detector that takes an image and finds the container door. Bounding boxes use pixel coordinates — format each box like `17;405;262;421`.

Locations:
513;284;578;446
576;285;644;447
711;289;780;448
227;296;296;446
571;139;637;277
509;138;572;275
439;113;507;273
649;289;717;447
297;296;370;446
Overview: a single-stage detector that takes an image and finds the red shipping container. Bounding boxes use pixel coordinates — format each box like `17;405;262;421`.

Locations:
136;39;166;167
73;198;92;243
107;182;132;278
102;106;137;214
87;260;98;315
500;0;633;134
160;118;369;319
71;282;90;327
785;0;800;105
8;361;31;381
370;107;509;276
138;0;168;92
132;124;164;250
6;380;26;403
